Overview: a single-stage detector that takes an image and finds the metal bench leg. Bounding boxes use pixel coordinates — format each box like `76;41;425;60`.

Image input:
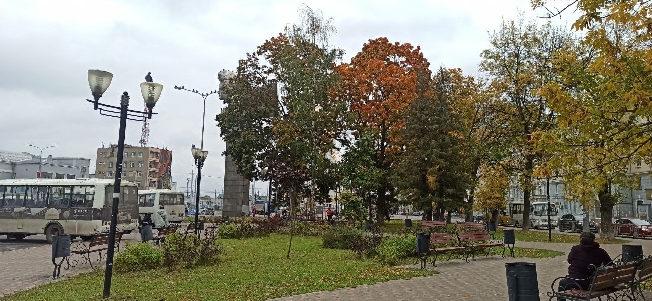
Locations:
52;257;66;279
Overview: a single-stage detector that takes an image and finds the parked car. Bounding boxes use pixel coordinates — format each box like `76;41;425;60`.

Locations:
558;214;598;233
614;218;652;238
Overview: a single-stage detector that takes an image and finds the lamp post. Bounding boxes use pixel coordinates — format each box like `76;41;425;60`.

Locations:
86;69;163;299
29;144;55;178
546;176;551;242
173;86;218;149
191;145;208;235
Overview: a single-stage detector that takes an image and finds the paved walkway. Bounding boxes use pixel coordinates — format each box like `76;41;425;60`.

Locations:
3;234;652;300
272;240;652;301
0;234;137;298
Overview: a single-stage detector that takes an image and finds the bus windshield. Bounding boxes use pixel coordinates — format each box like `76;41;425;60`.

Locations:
531;203;558;216
160;193;183;205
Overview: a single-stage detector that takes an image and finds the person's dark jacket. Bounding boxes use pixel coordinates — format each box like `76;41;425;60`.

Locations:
140;215;154;227
567;239;612;289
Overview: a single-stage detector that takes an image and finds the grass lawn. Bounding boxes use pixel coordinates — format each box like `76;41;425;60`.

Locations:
493;228;629;244
3;234;432;301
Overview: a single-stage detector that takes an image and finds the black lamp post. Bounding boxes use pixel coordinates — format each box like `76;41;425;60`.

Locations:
87;69;163;299
173;86;218;150
191;145;208;235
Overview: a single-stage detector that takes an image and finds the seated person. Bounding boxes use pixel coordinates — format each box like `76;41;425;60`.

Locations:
558;232;612;299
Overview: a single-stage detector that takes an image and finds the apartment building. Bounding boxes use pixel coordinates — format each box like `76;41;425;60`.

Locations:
94;144;172;190
0;150;90;180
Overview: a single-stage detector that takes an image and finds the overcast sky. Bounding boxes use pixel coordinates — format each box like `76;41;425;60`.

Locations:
0;0;573;195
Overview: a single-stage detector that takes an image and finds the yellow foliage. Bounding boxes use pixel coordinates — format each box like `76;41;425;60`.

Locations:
473;163;509;212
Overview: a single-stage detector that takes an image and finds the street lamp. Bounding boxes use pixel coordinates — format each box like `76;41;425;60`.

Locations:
191;144;208;235
173;86;218;149
86;69;163;299
29;144;55;178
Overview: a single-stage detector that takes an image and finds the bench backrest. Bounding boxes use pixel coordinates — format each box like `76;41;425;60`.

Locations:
159;227;177;235
638;258;652;282
457;222;485;230
89;232;121;248
458;231;491;243
421;221;446;228
591;262;636;291
429;233;455;246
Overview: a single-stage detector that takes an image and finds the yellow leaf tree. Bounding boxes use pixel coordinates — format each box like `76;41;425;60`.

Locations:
474;163;510;224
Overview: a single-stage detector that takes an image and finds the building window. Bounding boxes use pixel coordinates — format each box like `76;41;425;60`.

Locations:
107;171;113;177
98;161;105;165
138;161;143;168
109;162;113;168
124;152;128;158
137;171;142;177
122;172;127;177
131;152;136;157
135;182;141;187
122;162;127;168
637;160;642;168
138;152;143;157
128;171;133;177
130;161;135;168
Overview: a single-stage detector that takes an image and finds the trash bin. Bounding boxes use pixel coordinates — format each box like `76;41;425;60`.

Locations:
505;262;540;301
622;245;643;262
416;232;430;254
365;220;372;230
405;218;413;228
488;221;497;232
504;229;515;245
51;234;71;279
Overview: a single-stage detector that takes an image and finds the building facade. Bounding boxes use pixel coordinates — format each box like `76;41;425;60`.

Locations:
0;150;90;180
94;144;172;190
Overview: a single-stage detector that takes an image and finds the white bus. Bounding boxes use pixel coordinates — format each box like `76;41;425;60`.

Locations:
508;201;559;229
0;178;139;243
138;189;185;223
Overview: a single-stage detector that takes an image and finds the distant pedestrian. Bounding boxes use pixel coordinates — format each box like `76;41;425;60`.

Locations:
326;208;333;222
140;213;154;243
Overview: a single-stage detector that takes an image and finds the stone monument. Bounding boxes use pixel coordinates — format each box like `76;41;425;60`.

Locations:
218;69;251;217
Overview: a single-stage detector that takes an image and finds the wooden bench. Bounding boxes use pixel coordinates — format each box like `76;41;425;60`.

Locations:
65;232;123;270
153;226;178;245
456;222;486;231
428;233;465;267
421;221;447;233
632;256;652;299
457;231;504;262
548;260;637;300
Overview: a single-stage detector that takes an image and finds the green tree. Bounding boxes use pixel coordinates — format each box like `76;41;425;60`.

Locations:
479;17;574;230
393;67;471;222
216;5;346;255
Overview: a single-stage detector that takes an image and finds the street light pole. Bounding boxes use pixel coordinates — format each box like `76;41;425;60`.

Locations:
86;69;163;299
173;86;218;149
546;176;551;242
192;145;208;235
29;144;55;178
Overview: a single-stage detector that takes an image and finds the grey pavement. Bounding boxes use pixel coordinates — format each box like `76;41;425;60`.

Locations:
272;239;652;301
0;233;139;298
3;231;652;300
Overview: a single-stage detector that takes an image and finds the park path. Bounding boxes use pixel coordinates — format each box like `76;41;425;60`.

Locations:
0;234;137;298
272;239;652;301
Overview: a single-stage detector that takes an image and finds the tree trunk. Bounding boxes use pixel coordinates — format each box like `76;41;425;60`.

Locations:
423;209;433;221
597;182;615;240
375;187;387;226
522;156;534;231
491;209;499;224
286;185;297;259
465;186;476;222
446;210;452;224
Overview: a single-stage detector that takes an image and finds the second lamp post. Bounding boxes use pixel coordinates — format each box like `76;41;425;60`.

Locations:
191;145;208;234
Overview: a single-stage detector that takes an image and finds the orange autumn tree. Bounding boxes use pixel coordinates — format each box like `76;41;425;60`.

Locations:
334;37;431;224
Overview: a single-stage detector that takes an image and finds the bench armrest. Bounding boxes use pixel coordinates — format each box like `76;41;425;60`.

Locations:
548;276;587;296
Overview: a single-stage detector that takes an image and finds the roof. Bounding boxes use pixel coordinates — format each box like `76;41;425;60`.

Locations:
0;178;137;186
0;150;33;163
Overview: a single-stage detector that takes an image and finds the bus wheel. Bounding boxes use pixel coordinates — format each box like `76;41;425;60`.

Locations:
45;223;64;244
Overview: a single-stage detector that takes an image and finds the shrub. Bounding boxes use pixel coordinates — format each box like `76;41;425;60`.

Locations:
351;228;383;258
162;232;223;270
375;234;417;266
217;224;239;239
322;226;363;249
114;242;164;273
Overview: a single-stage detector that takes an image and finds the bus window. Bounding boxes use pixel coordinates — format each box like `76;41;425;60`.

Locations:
25;186;47;208
160;194;180;205
50;186;72;209
72;186;94;208
1;186;25;208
